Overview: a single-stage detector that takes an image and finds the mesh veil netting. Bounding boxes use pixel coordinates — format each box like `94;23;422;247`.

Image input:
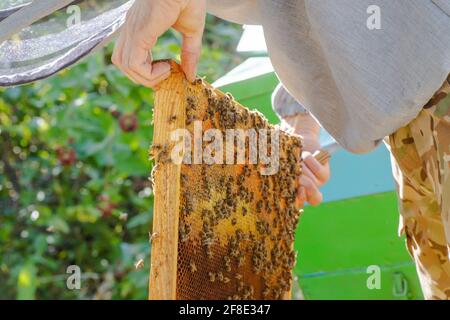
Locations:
0;0;132;86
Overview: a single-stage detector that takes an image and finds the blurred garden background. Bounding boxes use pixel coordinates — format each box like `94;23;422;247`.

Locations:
0;15;243;299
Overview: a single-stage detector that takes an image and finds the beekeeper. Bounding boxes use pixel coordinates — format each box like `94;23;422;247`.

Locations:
111;0;450;299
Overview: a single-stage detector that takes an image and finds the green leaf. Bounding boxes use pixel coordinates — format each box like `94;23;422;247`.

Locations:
17;263;37;300
126;214;151;229
48;216;70;234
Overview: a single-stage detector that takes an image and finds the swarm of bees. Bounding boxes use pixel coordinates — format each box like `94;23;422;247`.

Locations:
152;67;303;300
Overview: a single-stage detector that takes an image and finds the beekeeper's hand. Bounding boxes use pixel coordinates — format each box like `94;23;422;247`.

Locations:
112;0;206;87
282;115;331;207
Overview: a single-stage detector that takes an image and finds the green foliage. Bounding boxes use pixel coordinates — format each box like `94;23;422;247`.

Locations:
0;16;242;299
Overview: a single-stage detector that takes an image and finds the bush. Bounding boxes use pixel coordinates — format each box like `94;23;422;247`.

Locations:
0;16;242;299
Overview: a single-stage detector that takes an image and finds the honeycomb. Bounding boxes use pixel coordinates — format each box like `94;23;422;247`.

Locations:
150;62;303;300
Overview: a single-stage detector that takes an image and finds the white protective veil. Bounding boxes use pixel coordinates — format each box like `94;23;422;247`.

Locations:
0;0;132;86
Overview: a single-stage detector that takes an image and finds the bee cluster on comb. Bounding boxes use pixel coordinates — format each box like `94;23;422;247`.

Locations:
149;62;303;300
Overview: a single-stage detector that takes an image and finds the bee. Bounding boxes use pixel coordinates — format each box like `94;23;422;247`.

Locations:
149;143;162;159
224;255;232;271
208;272;216;283
149;232;159;243
235;274;242;280
181;198;193;216
262;287;271;298
155;143;171;164
223;277;230;284
168;114;177;123
231;218;237;226
201;208;211;219
190;261;197;273
186;96;197;110
256;200;263;213
242;165;251;177
273;201;281;212
273;288;282;300
235;229;244;241
180;173;188;185
265;201;271;212
225;92;235;101
217;272;224;282
203;219;211;232
194;77;204;85
242;291;251;300
134;259;144;270
256;220;269;235
278;278;288;291
186;114;198;125
237;254;245;267
242;207;248;216
241;109;250;126
206;246;213;259
204;87;213;98
237;281;244;292
243;286;254;300
179;221;191;242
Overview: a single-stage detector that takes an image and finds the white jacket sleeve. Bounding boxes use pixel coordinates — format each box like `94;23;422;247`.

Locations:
206;0;261;25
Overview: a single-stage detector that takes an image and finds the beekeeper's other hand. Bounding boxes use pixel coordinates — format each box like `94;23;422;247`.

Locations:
282;115;331;207
112;0;206;87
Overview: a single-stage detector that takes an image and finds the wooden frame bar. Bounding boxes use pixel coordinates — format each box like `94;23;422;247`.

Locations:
148;63;186;300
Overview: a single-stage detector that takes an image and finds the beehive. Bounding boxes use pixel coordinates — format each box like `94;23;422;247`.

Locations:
149;62;303;300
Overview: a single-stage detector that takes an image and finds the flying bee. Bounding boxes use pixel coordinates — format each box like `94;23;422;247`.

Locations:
134;259;144;270
149;232;159;243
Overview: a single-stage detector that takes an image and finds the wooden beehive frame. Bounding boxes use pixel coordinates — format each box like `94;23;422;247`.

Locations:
149;62;303;300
